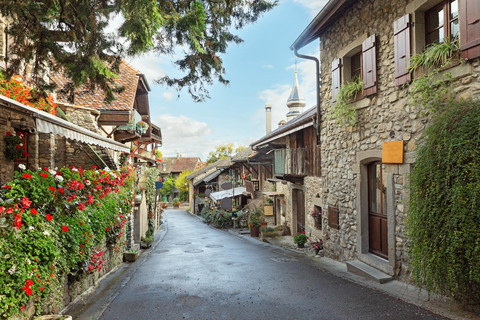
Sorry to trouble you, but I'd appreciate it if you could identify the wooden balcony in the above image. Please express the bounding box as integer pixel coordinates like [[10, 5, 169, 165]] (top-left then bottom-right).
[[274, 148, 306, 182]]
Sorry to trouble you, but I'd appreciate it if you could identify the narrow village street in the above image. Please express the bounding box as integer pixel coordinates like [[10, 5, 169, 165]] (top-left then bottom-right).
[[67, 210, 447, 320]]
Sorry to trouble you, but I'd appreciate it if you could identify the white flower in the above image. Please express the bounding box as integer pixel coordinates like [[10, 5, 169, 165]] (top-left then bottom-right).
[[85, 180, 91, 186], [25, 258, 31, 265], [71, 168, 78, 172], [8, 265, 15, 275], [55, 175, 64, 183], [29, 226, 35, 231], [49, 169, 56, 176], [18, 164, 26, 170], [43, 230, 50, 236], [105, 167, 111, 172], [38, 167, 42, 171]]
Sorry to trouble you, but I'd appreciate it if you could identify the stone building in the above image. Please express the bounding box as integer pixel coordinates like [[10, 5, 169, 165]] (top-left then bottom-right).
[[288, 0, 480, 281]]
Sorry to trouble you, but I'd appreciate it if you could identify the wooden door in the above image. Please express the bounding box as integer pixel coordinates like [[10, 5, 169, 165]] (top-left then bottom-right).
[[293, 189, 305, 233], [368, 162, 388, 259]]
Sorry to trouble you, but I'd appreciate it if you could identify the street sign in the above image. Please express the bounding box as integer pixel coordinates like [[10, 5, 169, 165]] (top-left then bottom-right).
[[155, 181, 163, 190]]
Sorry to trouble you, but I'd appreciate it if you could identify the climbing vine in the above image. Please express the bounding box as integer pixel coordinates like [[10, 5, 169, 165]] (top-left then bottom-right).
[[331, 76, 363, 127], [406, 99, 480, 305]]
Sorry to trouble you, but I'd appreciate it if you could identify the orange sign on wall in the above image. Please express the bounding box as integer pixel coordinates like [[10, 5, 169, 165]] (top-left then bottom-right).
[[382, 141, 404, 164]]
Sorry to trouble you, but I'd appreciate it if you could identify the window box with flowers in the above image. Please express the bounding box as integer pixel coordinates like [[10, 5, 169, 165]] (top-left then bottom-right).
[[311, 207, 322, 230], [4, 131, 28, 162], [136, 121, 149, 134]]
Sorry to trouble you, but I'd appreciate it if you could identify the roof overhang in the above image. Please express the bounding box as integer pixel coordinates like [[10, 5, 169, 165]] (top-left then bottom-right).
[[0, 95, 130, 153], [252, 120, 314, 149], [290, 0, 353, 50]]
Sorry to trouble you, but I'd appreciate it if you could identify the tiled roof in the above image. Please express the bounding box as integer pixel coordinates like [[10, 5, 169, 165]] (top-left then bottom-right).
[[231, 146, 254, 162], [250, 106, 316, 147], [159, 157, 177, 175], [50, 59, 142, 111], [170, 157, 201, 173], [186, 157, 231, 180]]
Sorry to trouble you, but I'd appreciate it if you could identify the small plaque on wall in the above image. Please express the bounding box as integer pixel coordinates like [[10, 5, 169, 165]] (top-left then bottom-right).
[[382, 141, 404, 164], [328, 206, 339, 229]]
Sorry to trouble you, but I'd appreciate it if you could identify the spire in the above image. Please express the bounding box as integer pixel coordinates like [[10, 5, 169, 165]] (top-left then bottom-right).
[[286, 68, 306, 122]]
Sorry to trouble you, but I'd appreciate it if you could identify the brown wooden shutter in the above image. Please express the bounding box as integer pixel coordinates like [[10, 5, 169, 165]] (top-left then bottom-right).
[[460, 0, 480, 60], [331, 58, 341, 100], [394, 14, 412, 86], [362, 34, 377, 96]]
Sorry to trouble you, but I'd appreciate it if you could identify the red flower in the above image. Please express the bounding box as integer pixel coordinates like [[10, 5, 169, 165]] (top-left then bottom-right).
[[46, 214, 53, 221], [62, 226, 68, 232], [22, 286, 32, 297], [2, 185, 11, 190], [40, 287, 44, 292], [78, 203, 86, 211], [58, 188, 64, 194], [26, 279, 33, 286], [30, 208, 38, 215], [6, 131, 12, 136], [50, 273, 54, 278], [40, 172, 48, 179], [22, 173, 32, 179], [6, 207, 14, 214], [48, 186, 56, 192], [21, 197, 32, 208], [14, 214, 22, 230], [106, 227, 110, 231], [88, 265, 94, 273]]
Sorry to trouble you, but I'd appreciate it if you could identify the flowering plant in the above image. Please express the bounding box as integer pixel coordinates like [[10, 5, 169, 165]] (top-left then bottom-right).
[[311, 209, 322, 219], [4, 131, 28, 161], [248, 221, 260, 228], [293, 232, 308, 245], [241, 173, 251, 181], [0, 72, 56, 115], [0, 164, 135, 319]]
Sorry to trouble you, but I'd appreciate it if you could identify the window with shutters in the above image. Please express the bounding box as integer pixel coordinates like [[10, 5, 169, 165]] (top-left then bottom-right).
[[425, 0, 458, 45], [332, 34, 377, 100]]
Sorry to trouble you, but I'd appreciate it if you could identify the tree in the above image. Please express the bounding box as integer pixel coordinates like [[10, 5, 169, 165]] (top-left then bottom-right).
[[175, 170, 192, 194], [0, 0, 276, 103], [159, 176, 175, 200]]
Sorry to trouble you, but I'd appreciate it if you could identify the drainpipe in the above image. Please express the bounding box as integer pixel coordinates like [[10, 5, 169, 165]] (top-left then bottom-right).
[[293, 48, 321, 145]]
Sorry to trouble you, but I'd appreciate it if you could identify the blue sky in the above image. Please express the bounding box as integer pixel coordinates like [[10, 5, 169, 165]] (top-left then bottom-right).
[[127, 0, 327, 160]]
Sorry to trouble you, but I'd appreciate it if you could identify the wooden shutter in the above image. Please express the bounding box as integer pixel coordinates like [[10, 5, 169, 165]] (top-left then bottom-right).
[[460, 0, 480, 60], [331, 58, 341, 100], [362, 34, 377, 96], [394, 14, 412, 86]]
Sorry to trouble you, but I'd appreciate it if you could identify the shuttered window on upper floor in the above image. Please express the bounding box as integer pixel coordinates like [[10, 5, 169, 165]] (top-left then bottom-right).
[[362, 34, 377, 96], [394, 14, 412, 86], [460, 0, 480, 60], [331, 58, 341, 100]]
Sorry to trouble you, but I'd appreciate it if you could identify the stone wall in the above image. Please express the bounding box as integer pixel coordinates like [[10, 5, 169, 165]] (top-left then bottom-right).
[[315, 0, 480, 276]]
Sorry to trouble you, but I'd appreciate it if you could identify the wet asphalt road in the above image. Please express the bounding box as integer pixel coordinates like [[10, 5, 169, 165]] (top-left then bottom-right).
[[70, 210, 447, 320]]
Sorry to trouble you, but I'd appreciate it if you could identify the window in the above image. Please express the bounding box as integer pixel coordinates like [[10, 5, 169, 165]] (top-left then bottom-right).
[[351, 52, 362, 80], [425, 0, 458, 45]]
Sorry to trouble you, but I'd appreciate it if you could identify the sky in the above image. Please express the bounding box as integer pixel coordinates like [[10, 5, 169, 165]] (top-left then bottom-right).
[[126, 0, 328, 161]]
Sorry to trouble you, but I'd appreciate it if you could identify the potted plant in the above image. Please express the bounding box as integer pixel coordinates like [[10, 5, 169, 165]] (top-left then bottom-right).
[[293, 232, 308, 248], [124, 250, 138, 262], [248, 205, 263, 237], [173, 197, 181, 208], [264, 196, 273, 216], [161, 202, 168, 209]]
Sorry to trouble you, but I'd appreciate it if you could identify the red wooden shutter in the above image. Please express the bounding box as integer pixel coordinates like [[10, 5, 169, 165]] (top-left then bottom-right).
[[362, 34, 377, 96], [394, 14, 411, 86], [460, 0, 480, 60], [331, 58, 341, 100]]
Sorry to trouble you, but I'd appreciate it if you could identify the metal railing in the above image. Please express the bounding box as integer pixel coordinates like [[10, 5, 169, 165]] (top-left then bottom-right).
[[274, 148, 306, 176]]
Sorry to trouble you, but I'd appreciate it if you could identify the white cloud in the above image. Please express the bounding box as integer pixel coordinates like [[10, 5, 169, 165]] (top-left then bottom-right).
[[162, 92, 174, 101], [126, 53, 169, 86], [293, 0, 329, 17], [262, 64, 274, 69], [256, 51, 319, 131], [154, 114, 230, 160]]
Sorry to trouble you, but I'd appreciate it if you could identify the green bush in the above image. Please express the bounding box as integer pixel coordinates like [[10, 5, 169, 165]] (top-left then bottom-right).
[[407, 99, 480, 304]]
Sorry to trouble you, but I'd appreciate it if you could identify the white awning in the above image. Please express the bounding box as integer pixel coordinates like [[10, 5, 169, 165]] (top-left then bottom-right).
[[210, 187, 247, 201], [1, 95, 130, 153]]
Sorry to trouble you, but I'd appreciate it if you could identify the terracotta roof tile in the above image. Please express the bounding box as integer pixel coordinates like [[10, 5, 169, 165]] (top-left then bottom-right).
[[50, 59, 141, 111], [170, 157, 201, 173]]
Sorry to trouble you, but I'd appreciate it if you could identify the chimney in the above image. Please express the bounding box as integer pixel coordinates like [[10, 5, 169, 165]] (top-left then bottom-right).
[[265, 104, 272, 134]]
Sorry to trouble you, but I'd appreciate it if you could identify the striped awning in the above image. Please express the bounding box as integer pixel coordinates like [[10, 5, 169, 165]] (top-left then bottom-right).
[[1, 95, 130, 153]]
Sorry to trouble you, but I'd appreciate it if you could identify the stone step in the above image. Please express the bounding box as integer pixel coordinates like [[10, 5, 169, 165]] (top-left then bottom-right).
[[346, 260, 393, 284]]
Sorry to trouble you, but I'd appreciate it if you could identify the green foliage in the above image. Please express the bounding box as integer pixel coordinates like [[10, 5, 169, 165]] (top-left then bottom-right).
[[409, 68, 454, 112], [293, 232, 308, 245], [3, 131, 26, 161], [159, 176, 175, 198], [0, 0, 276, 103], [0, 166, 134, 319], [248, 205, 264, 228], [201, 207, 232, 228], [406, 99, 480, 304], [175, 170, 192, 193], [145, 168, 160, 212], [408, 37, 459, 72], [331, 77, 363, 127]]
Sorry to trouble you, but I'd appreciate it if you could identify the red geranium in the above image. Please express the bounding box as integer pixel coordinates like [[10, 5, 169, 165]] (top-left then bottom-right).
[[21, 197, 32, 208], [30, 208, 38, 215], [62, 226, 68, 232], [78, 203, 85, 211], [46, 214, 53, 221], [40, 172, 48, 179], [22, 173, 32, 179]]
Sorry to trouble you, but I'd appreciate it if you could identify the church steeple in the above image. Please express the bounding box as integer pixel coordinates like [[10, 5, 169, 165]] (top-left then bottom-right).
[[286, 70, 306, 121]]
